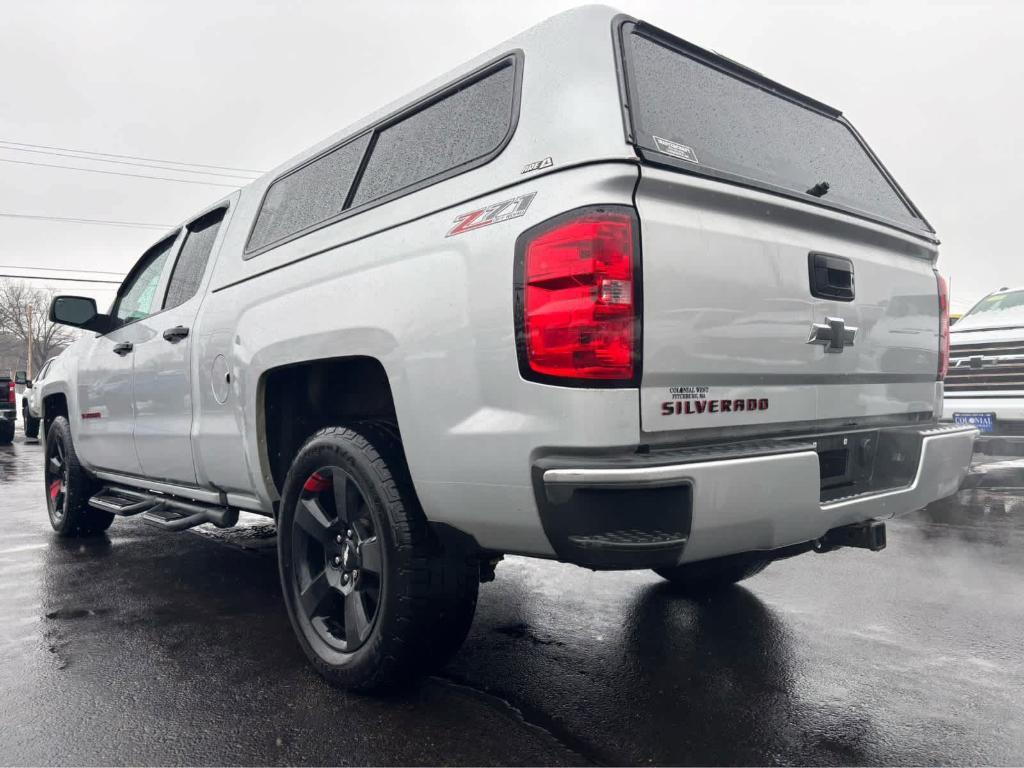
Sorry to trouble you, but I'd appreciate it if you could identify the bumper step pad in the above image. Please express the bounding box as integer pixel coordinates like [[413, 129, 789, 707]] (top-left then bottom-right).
[[568, 529, 688, 551]]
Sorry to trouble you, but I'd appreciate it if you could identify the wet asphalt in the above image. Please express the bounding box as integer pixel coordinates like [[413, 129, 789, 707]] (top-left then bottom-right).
[[1, 433, 1023, 766]]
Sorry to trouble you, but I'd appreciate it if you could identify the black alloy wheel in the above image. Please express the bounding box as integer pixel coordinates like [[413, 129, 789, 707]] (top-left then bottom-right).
[[43, 416, 111, 536], [278, 425, 480, 691], [292, 467, 384, 653], [45, 431, 70, 523]]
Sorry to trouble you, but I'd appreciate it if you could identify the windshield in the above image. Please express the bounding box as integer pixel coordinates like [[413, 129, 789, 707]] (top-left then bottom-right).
[[953, 288, 1024, 332], [619, 24, 930, 233], [964, 289, 1024, 316]]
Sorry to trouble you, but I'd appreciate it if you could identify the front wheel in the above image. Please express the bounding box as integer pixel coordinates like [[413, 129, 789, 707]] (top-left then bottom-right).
[[0, 419, 13, 446], [44, 416, 112, 536], [653, 555, 770, 594], [278, 424, 478, 691], [23, 405, 40, 439]]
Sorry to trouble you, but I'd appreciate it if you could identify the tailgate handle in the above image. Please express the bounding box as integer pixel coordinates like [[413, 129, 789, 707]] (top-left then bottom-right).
[[808, 253, 854, 301]]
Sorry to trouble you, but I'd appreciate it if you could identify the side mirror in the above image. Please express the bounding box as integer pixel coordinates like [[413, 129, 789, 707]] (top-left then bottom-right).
[[50, 295, 113, 335], [14, 371, 27, 386]]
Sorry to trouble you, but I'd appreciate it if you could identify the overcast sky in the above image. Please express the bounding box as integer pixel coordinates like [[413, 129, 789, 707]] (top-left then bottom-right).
[[0, 0, 1020, 311]]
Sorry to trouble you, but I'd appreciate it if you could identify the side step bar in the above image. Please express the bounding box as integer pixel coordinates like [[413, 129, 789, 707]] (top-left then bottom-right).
[[88, 486, 239, 532], [89, 487, 158, 516], [141, 501, 238, 532]]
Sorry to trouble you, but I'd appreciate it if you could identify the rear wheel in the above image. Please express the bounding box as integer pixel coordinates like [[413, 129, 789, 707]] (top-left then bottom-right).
[[0, 419, 13, 446], [23, 404, 40, 439], [654, 555, 770, 594], [278, 424, 478, 691], [44, 416, 112, 536]]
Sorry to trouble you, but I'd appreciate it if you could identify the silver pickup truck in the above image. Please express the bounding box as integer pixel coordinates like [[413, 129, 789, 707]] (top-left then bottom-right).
[[40, 5, 976, 690]]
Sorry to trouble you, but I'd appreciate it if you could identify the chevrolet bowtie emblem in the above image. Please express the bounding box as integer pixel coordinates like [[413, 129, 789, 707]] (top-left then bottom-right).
[[807, 317, 857, 353]]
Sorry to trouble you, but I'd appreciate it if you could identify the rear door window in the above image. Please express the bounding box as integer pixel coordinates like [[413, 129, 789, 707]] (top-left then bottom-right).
[[163, 208, 226, 310], [619, 25, 928, 232]]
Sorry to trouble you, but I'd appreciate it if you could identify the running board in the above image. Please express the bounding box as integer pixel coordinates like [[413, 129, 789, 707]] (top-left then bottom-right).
[[89, 487, 158, 516], [141, 502, 238, 531], [89, 486, 239, 531]]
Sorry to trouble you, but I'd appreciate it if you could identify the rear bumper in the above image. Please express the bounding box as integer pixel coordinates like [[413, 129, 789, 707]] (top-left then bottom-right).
[[534, 424, 977, 569], [0, 407, 15, 422]]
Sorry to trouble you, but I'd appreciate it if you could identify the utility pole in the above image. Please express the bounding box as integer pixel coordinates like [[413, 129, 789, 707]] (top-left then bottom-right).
[[26, 303, 33, 378]]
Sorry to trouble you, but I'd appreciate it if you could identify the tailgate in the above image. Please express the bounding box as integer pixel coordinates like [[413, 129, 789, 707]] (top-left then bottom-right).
[[614, 18, 942, 436], [638, 167, 940, 435]]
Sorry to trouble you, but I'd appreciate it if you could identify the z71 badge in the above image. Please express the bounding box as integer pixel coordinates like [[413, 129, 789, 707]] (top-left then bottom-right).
[[446, 192, 536, 237]]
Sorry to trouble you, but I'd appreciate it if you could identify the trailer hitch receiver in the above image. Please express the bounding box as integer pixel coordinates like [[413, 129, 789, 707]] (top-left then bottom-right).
[[814, 520, 886, 553]]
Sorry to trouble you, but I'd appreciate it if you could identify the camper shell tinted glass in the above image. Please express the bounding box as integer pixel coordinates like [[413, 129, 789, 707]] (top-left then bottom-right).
[[248, 135, 371, 254], [245, 53, 521, 258], [615, 19, 932, 236]]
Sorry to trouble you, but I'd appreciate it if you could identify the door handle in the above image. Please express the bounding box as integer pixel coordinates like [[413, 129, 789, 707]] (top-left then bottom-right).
[[112, 342, 133, 356], [162, 325, 190, 343]]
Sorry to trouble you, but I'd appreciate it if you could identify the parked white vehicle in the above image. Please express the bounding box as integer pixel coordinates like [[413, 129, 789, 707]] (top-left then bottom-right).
[[40, 5, 975, 690], [20, 358, 53, 439], [943, 287, 1024, 452]]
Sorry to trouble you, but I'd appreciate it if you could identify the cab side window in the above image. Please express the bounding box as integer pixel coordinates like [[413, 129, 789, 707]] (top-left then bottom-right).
[[113, 234, 177, 325], [162, 208, 226, 311]]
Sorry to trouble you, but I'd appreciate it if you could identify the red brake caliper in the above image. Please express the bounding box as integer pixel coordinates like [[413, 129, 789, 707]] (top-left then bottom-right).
[[303, 472, 333, 493], [49, 480, 62, 501]]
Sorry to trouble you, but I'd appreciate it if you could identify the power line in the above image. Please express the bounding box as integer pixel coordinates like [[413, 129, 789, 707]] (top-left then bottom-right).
[[0, 211, 172, 230], [0, 145, 259, 180], [0, 157, 243, 188], [0, 273, 121, 284], [0, 265, 123, 276], [0, 139, 265, 175]]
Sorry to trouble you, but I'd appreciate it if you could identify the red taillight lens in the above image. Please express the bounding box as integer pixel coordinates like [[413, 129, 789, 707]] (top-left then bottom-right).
[[937, 272, 950, 380], [7, 381, 14, 403], [516, 208, 638, 382]]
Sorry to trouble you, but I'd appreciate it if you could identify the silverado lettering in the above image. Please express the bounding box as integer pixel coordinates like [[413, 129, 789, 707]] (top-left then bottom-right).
[[661, 398, 769, 416]]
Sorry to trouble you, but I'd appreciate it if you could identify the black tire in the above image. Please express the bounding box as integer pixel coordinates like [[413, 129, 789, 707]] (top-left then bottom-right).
[[278, 424, 478, 691], [0, 419, 13, 446], [44, 416, 113, 537], [653, 555, 770, 594], [23, 404, 40, 439]]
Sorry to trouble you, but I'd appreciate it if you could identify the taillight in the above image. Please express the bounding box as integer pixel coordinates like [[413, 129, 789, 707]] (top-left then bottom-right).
[[936, 272, 950, 380], [6, 381, 14, 403], [515, 206, 639, 384]]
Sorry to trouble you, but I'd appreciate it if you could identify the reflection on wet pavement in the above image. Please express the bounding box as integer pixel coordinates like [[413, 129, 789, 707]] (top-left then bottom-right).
[[2, 436, 1024, 765]]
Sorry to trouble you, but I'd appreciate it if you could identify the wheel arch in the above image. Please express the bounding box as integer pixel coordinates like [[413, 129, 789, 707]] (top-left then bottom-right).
[[258, 355, 400, 498], [42, 391, 69, 438]]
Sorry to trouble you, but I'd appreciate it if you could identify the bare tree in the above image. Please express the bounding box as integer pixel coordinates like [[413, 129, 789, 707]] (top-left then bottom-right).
[[0, 280, 78, 376]]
